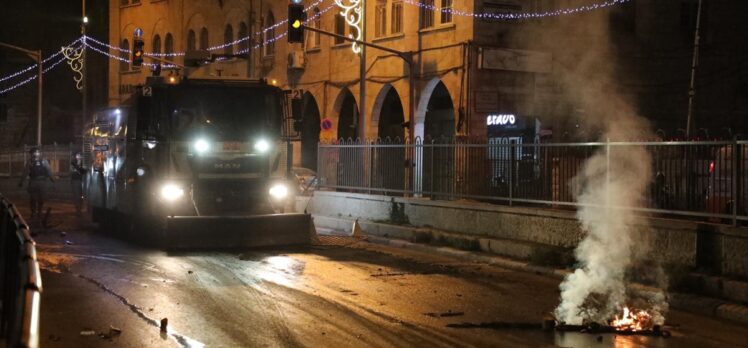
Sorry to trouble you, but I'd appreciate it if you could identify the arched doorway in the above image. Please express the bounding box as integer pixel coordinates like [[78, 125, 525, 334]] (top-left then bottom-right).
[[337, 88, 358, 140], [424, 81, 455, 140], [376, 86, 405, 141], [373, 85, 406, 193], [334, 88, 362, 188], [419, 80, 455, 197], [300, 92, 321, 170]]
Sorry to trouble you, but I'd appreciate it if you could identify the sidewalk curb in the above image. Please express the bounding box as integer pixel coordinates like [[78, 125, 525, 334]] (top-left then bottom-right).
[[325, 221, 748, 326]]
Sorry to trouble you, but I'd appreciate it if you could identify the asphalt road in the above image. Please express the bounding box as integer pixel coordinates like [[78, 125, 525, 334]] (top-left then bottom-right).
[[24, 202, 748, 347]]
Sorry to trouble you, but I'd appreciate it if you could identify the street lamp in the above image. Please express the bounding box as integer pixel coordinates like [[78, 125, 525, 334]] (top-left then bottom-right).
[[0, 42, 43, 146]]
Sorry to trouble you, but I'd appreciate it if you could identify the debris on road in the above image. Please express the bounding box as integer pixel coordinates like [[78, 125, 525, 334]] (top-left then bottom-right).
[[188, 270, 193, 274], [424, 310, 465, 318], [160, 318, 168, 332], [80, 330, 96, 336], [65, 240, 74, 245], [109, 325, 122, 336]]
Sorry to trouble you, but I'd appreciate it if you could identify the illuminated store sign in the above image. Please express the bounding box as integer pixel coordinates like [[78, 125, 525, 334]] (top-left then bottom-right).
[[486, 114, 516, 126]]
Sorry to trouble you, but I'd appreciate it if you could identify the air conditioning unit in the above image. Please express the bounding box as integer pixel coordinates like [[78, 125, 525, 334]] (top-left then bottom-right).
[[288, 50, 306, 70]]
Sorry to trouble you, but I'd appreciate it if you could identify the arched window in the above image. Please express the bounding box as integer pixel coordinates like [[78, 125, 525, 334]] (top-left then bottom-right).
[[119, 39, 130, 71], [152, 34, 161, 55], [164, 33, 174, 61], [310, 7, 321, 48], [334, 13, 345, 44], [199, 27, 209, 50], [238, 22, 249, 55], [224, 24, 233, 55], [187, 29, 196, 51], [264, 12, 275, 56]]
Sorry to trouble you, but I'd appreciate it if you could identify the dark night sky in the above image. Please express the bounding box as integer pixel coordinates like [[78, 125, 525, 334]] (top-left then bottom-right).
[[0, 0, 108, 144]]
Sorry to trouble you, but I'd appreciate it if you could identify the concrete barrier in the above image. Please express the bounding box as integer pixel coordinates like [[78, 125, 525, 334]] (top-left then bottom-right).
[[299, 191, 748, 278]]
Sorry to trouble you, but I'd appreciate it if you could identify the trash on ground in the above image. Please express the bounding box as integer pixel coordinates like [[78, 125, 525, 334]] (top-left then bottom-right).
[[80, 330, 96, 336], [65, 240, 74, 245]]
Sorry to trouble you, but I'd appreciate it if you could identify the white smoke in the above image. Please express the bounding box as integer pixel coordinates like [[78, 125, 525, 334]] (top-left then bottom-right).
[[543, 3, 669, 325], [554, 142, 656, 324]]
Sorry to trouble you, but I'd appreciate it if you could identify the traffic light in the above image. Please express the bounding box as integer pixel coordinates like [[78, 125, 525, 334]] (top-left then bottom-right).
[[288, 4, 306, 44], [132, 38, 145, 67]]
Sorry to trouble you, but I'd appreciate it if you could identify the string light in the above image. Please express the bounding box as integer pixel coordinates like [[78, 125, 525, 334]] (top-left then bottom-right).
[[0, 53, 69, 95], [0, 37, 82, 83], [402, 0, 631, 20]]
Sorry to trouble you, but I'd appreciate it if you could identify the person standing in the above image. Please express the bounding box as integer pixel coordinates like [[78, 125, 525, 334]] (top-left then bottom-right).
[[70, 152, 87, 215], [18, 148, 55, 219]]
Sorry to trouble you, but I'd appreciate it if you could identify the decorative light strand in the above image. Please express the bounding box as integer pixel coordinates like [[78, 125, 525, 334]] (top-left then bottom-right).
[[236, 3, 335, 55], [402, 0, 631, 20], [0, 53, 69, 95], [85, 0, 329, 58], [0, 37, 82, 83], [335, 0, 363, 54], [61, 44, 85, 90], [83, 41, 178, 69]]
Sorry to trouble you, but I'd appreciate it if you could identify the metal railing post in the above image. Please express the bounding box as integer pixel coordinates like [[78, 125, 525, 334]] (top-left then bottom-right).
[[368, 142, 374, 194], [606, 138, 611, 209], [733, 139, 739, 226], [430, 141, 435, 199], [509, 140, 515, 206]]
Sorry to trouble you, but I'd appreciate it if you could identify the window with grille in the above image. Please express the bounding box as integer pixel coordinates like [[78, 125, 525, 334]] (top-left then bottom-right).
[[152, 34, 161, 55], [165, 33, 174, 61], [420, 0, 434, 29], [187, 29, 196, 51], [224, 24, 233, 55], [440, 0, 452, 24], [238, 22, 249, 54], [375, 0, 387, 37], [313, 8, 321, 47], [199, 27, 209, 50], [264, 12, 275, 56], [391, 0, 403, 34], [119, 39, 129, 71], [334, 13, 345, 44]]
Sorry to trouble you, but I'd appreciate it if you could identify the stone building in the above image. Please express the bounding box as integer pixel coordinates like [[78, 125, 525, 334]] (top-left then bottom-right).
[[108, 0, 748, 170]]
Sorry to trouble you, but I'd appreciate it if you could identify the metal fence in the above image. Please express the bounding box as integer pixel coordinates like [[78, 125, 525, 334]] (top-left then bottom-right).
[[318, 138, 748, 225], [0, 195, 41, 348], [0, 144, 77, 178]]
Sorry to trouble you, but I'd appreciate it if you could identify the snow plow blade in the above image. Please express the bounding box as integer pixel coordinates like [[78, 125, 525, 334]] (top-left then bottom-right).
[[165, 213, 314, 249]]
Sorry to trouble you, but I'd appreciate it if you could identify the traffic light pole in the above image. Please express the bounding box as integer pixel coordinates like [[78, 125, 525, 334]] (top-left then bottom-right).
[[302, 25, 416, 140]]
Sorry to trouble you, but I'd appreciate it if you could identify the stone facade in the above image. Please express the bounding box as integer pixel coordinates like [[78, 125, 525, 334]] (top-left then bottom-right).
[[108, 0, 559, 169], [108, 0, 748, 169]]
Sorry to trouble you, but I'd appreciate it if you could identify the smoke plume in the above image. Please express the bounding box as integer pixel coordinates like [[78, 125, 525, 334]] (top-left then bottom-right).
[[525, 3, 670, 324]]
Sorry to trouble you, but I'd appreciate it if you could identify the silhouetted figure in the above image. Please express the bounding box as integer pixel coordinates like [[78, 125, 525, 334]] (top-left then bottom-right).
[[70, 152, 87, 215], [18, 148, 55, 219]]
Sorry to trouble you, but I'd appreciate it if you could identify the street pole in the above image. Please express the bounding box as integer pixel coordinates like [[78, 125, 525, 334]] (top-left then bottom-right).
[[359, 3, 366, 140], [685, 0, 702, 138], [37, 50, 43, 146], [82, 0, 88, 136]]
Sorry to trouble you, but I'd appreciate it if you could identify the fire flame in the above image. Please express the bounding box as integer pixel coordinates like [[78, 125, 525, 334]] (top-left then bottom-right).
[[609, 307, 654, 331]]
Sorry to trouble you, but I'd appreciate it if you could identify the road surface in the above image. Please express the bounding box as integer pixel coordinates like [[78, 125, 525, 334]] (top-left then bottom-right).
[[23, 202, 748, 347]]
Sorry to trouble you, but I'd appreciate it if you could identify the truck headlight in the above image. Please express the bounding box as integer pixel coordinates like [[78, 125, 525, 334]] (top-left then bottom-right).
[[160, 183, 184, 202], [194, 138, 210, 154], [254, 139, 270, 153], [269, 183, 288, 199]]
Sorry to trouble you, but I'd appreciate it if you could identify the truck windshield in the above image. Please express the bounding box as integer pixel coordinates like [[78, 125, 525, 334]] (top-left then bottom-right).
[[169, 86, 281, 141]]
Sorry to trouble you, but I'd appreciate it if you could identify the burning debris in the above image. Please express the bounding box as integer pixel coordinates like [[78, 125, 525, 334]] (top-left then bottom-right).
[[545, 2, 670, 331]]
